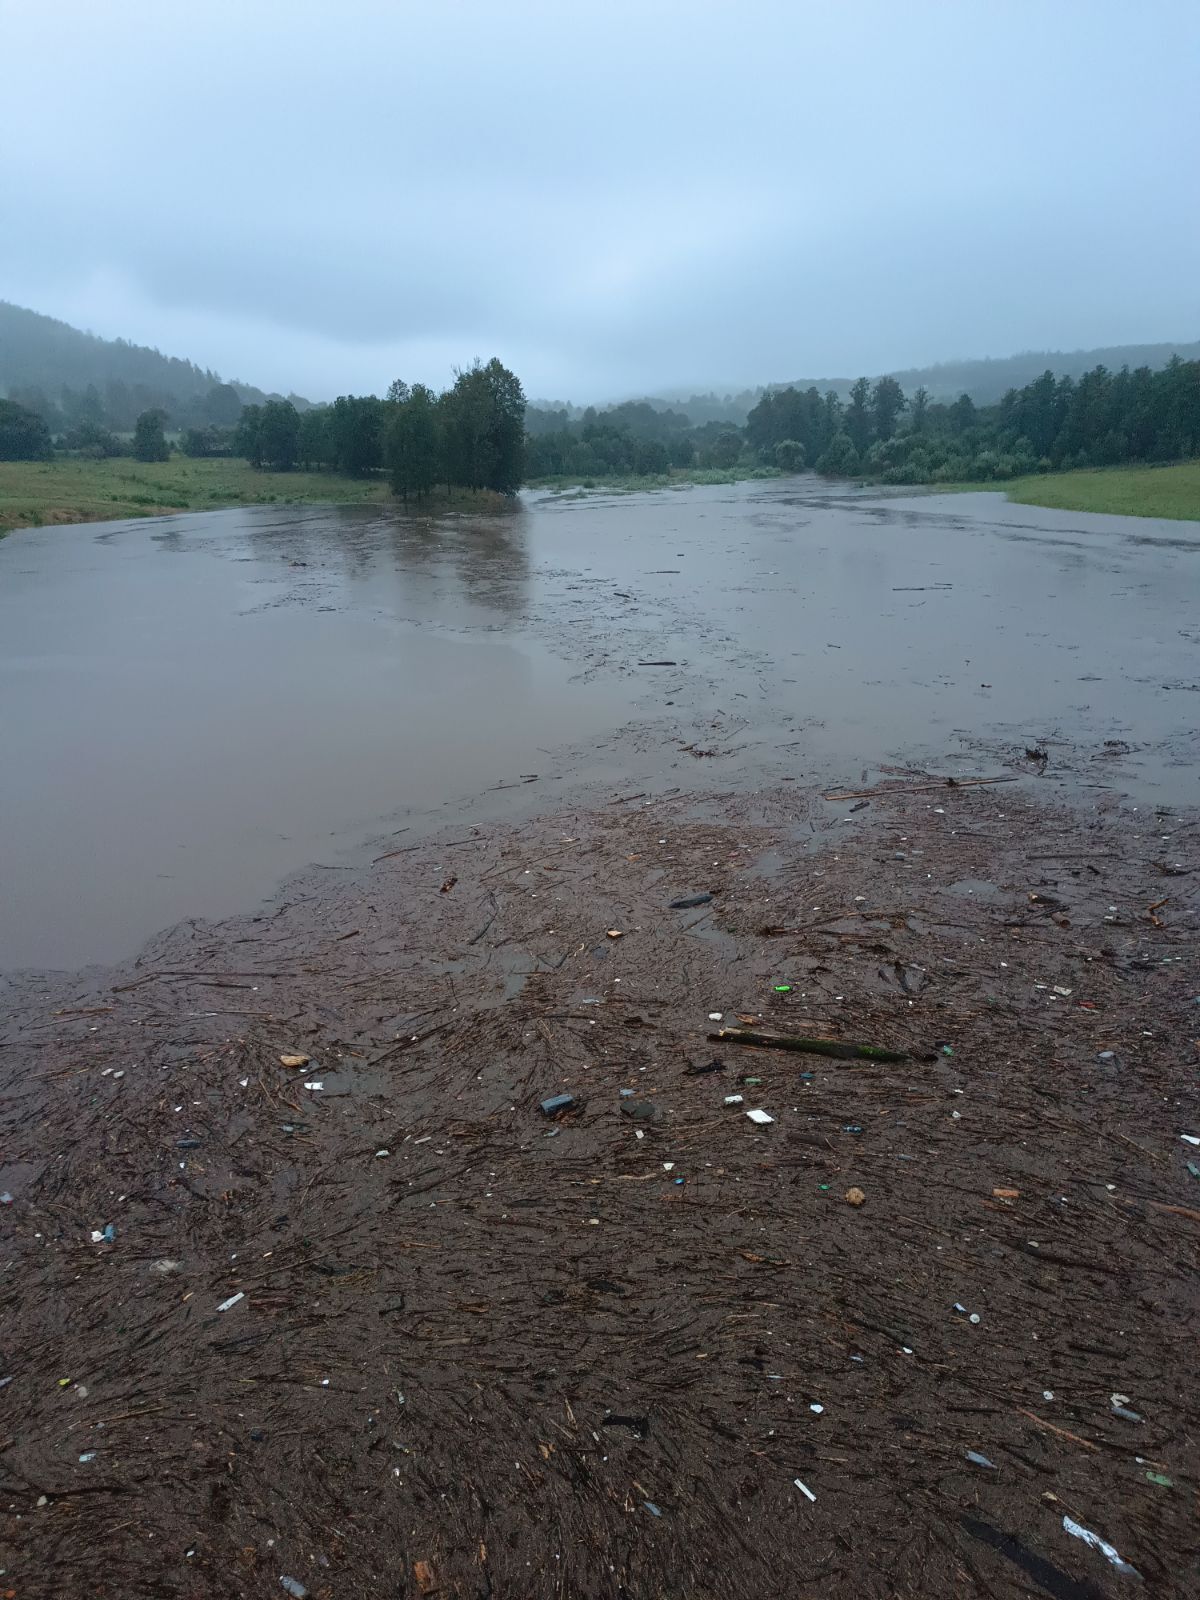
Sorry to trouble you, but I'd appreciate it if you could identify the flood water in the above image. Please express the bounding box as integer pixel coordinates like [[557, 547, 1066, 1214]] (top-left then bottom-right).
[[2, 480, 1197, 969]]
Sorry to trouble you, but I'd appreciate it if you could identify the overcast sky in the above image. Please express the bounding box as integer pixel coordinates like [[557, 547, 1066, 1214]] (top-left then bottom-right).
[[2, 0, 1197, 402]]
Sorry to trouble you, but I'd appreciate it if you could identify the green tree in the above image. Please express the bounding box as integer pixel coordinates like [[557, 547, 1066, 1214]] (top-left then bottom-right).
[[909, 386, 930, 434], [202, 383, 244, 428], [870, 376, 906, 441], [845, 377, 872, 454], [773, 439, 806, 471], [0, 398, 53, 459], [328, 395, 385, 475], [707, 430, 743, 468], [233, 404, 263, 465], [257, 399, 300, 469], [132, 408, 170, 462], [298, 408, 330, 470], [385, 384, 440, 500], [948, 393, 976, 436], [440, 359, 526, 492]]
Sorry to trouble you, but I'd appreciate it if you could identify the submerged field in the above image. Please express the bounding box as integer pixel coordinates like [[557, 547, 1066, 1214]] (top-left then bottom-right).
[[4, 454, 1198, 537]]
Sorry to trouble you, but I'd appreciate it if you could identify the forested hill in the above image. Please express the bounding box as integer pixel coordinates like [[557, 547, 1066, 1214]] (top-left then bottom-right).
[[0, 301, 311, 429], [772, 340, 1200, 407]]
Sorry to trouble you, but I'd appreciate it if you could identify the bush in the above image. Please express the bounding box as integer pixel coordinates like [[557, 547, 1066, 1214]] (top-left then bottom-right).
[[65, 420, 121, 458], [773, 439, 806, 471], [815, 433, 859, 476]]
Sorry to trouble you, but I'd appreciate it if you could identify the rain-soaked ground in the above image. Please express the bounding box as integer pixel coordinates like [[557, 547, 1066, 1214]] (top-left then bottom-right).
[[1, 479, 1197, 970], [1, 481, 1199, 1600]]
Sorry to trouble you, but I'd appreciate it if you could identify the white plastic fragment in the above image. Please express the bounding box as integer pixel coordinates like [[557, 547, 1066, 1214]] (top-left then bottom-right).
[[724, 1094, 744, 1106], [708, 1012, 723, 1021], [375, 1149, 390, 1158], [1061, 1514, 1142, 1580], [216, 1292, 245, 1313], [746, 1108, 775, 1125], [1181, 1134, 1200, 1146], [793, 1478, 816, 1502], [280, 1579, 308, 1599], [303, 1081, 324, 1091], [663, 1162, 675, 1171], [809, 1403, 824, 1414]]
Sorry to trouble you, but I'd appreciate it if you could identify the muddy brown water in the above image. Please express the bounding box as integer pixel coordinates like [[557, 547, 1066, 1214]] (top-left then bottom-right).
[[1, 479, 1197, 970]]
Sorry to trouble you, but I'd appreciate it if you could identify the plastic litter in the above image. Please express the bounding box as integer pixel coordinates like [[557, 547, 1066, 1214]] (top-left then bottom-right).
[[303, 1081, 324, 1091], [642, 1500, 663, 1516], [606, 930, 624, 940], [1061, 1514, 1142, 1581], [0, 1192, 12, 1205], [810, 1403, 824, 1414], [149, 1258, 181, 1275], [280, 1580, 308, 1599], [216, 1292, 245, 1313], [669, 894, 712, 909], [745, 1108, 775, 1125], [1145, 1471, 1172, 1487], [724, 1093, 744, 1105], [619, 1088, 635, 1097], [540, 1094, 576, 1117], [375, 1149, 390, 1158], [793, 1478, 816, 1502], [1181, 1134, 1200, 1146], [89, 1224, 116, 1244], [965, 1451, 996, 1469], [772, 984, 792, 993], [708, 1012, 723, 1021], [78, 1451, 96, 1463], [1110, 1393, 1142, 1422]]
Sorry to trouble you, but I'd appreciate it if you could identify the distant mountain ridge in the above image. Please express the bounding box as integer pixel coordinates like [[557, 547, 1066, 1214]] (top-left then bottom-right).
[[769, 340, 1200, 406], [0, 301, 311, 415]]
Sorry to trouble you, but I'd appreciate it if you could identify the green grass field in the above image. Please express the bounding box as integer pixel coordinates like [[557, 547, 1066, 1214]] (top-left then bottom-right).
[[940, 460, 1200, 521], [0, 456, 394, 537]]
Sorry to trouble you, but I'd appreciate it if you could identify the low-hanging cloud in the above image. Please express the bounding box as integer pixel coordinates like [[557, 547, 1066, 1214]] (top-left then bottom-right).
[[2, 0, 1196, 400]]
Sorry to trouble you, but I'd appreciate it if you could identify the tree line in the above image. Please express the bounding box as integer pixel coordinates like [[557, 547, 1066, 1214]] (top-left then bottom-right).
[[231, 359, 526, 496], [746, 358, 1200, 483], [3, 351, 1198, 491]]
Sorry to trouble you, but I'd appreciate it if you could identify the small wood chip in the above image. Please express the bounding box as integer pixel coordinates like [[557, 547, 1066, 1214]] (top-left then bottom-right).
[[414, 1559, 437, 1594], [846, 1187, 866, 1207], [993, 1187, 1020, 1201]]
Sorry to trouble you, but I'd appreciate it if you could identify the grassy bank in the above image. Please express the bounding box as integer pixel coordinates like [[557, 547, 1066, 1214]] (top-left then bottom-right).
[[937, 459, 1200, 521], [0, 457, 396, 536]]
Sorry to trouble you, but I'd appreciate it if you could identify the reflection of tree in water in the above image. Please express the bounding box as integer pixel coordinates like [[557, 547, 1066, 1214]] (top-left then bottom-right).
[[239, 499, 532, 619]]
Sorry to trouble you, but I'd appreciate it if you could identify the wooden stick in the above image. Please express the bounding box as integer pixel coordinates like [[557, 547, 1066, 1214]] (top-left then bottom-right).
[[709, 1027, 908, 1063], [823, 777, 1018, 801]]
